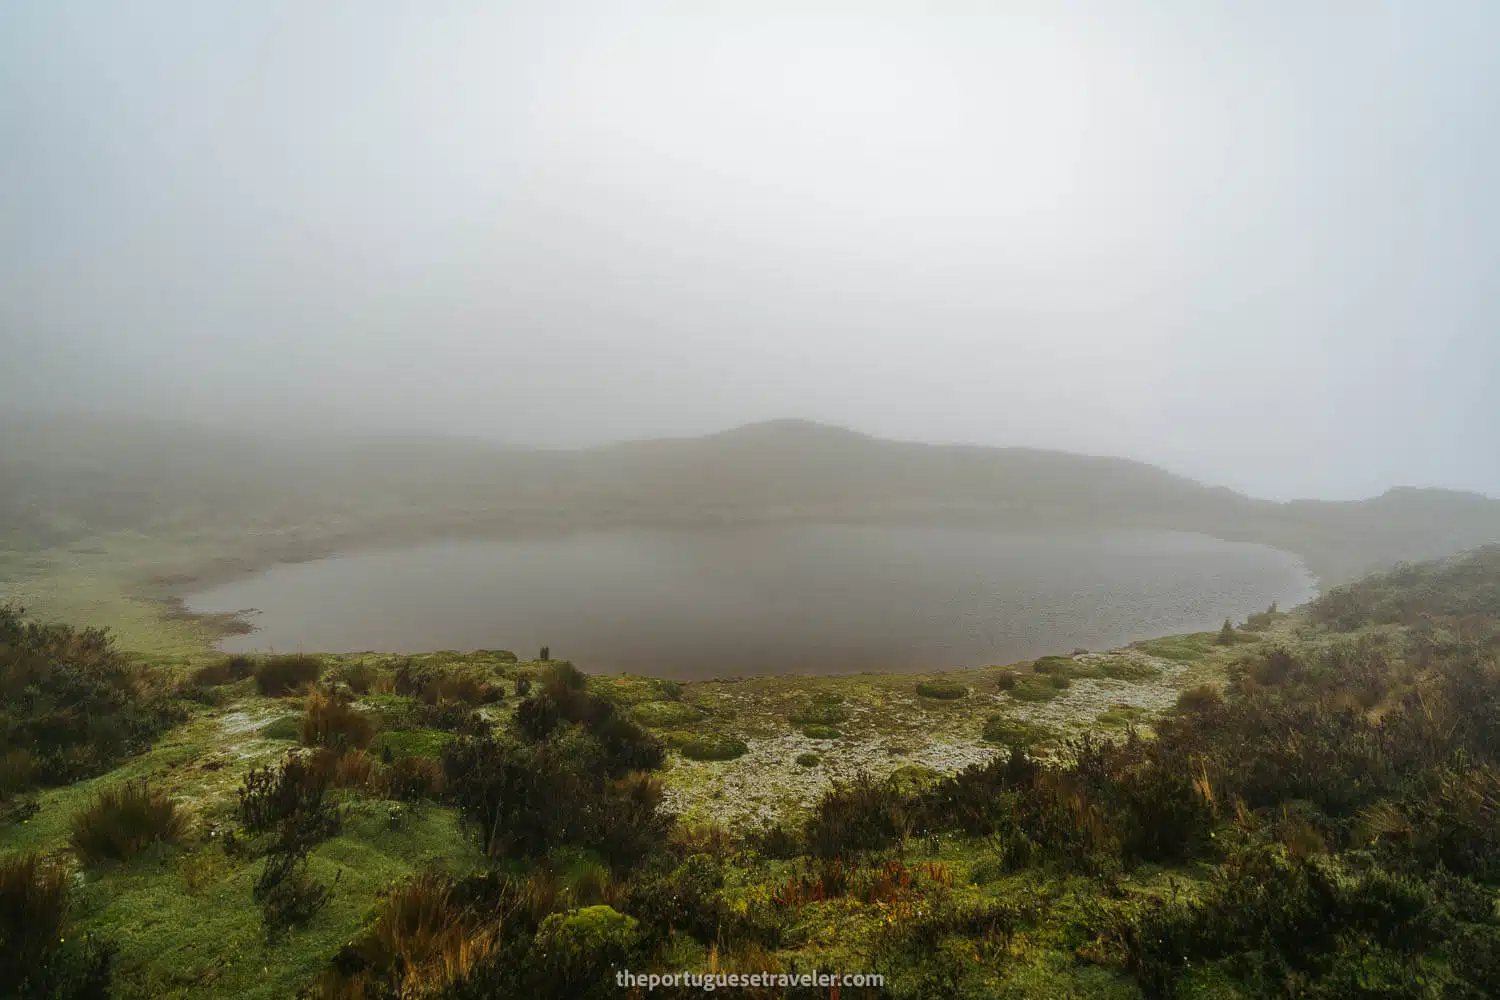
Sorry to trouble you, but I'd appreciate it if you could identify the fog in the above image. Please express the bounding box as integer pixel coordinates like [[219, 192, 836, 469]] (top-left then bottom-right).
[[2, 1, 1496, 501]]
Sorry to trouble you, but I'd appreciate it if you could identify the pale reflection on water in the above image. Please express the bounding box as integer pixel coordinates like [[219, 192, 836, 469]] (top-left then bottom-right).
[[188, 526, 1316, 679]]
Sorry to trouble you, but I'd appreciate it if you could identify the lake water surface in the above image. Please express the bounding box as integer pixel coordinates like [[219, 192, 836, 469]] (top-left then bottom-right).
[[188, 526, 1316, 678]]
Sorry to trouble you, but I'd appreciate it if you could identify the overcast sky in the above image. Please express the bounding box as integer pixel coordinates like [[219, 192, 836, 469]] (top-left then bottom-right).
[[2, 1, 1497, 501]]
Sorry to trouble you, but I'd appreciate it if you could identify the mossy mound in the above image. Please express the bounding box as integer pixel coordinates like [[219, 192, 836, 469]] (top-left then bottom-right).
[[801, 725, 841, 740], [982, 716, 1052, 748], [795, 753, 820, 768], [1008, 677, 1063, 702], [915, 679, 967, 700], [671, 734, 749, 762]]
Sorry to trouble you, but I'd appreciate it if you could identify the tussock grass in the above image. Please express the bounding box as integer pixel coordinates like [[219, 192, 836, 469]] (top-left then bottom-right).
[[254, 654, 323, 696], [71, 781, 185, 863]]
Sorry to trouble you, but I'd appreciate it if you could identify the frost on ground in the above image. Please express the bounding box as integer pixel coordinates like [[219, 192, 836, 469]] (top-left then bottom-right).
[[660, 647, 1186, 828]]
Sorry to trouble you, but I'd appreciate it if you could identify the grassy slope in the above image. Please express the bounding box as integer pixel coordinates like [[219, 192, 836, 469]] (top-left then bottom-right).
[[0, 616, 1271, 999]]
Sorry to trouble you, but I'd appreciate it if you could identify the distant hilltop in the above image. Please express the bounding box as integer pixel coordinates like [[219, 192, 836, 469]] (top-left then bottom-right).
[[3, 413, 1498, 587]]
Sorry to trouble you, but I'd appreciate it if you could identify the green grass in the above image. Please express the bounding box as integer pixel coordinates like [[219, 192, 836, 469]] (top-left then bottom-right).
[[76, 801, 484, 1000], [368, 728, 455, 760], [630, 701, 705, 728]]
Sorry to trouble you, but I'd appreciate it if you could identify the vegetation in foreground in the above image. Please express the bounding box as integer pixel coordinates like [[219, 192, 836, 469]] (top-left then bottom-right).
[[1, 547, 1498, 998]]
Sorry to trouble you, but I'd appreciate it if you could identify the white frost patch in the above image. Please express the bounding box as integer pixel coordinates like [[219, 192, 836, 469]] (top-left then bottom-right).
[[661, 732, 1002, 829], [218, 707, 286, 736]]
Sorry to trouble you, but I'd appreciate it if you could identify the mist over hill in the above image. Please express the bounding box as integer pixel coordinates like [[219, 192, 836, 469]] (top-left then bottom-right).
[[3, 413, 1497, 587]]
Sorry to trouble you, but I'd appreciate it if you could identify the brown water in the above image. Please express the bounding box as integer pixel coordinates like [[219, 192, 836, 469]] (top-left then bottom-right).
[[188, 525, 1316, 678]]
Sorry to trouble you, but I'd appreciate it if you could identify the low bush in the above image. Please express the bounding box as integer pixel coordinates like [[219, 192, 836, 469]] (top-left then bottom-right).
[[255, 857, 332, 938], [384, 754, 444, 801], [995, 670, 1018, 691], [442, 734, 671, 867], [70, 781, 186, 863], [0, 605, 180, 789], [796, 753, 820, 767], [527, 905, 642, 1000], [237, 753, 342, 847], [805, 773, 911, 858], [298, 689, 376, 750], [0, 853, 67, 987], [915, 679, 966, 700], [801, 725, 841, 740], [254, 654, 323, 696], [0, 852, 115, 999], [1175, 685, 1224, 716], [188, 657, 245, 688]]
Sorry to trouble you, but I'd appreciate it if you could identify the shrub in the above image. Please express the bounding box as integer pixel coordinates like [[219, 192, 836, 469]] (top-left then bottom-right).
[[70, 782, 186, 863], [384, 755, 444, 801], [237, 753, 342, 845], [1046, 672, 1072, 690], [1217, 617, 1237, 645], [442, 735, 669, 866], [805, 773, 911, 857], [995, 671, 1018, 691], [1175, 685, 1224, 716], [188, 659, 238, 687], [255, 858, 331, 938], [528, 905, 641, 1000], [298, 689, 376, 750], [329, 661, 377, 695], [673, 734, 749, 761], [0, 853, 67, 988], [915, 679, 967, 700], [0, 605, 179, 789], [324, 874, 495, 996], [0, 852, 114, 999], [801, 725, 841, 740], [254, 654, 323, 696], [318, 748, 380, 791], [796, 752, 820, 767]]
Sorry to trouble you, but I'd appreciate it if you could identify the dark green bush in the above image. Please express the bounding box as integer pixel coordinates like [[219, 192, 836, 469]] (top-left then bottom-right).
[[804, 773, 911, 858], [915, 679, 966, 700], [0, 605, 179, 789], [801, 725, 841, 740]]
